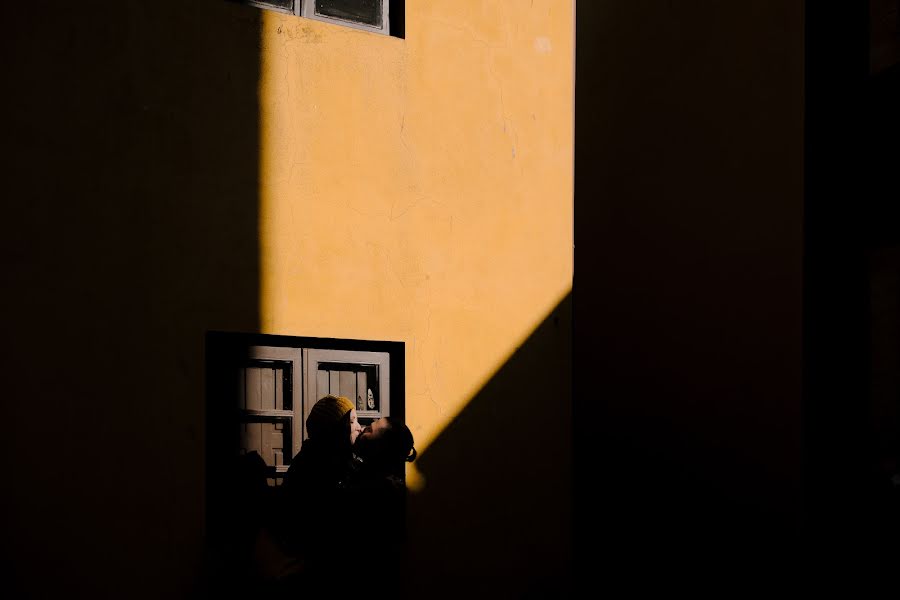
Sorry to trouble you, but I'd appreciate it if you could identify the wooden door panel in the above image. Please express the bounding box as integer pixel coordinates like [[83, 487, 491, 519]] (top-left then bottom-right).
[[356, 370, 368, 410], [339, 369, 356, 402], [304, 349, 390, 431], [329, 370, 339, 396], [274, 367, 284, 411], [259, 367, 275, 411], [244, 367, 262, 411]]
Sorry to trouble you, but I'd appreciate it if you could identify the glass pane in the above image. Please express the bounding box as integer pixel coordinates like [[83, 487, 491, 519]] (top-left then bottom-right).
[[257, 0, 294, 9], [315, 0, 382, 28]]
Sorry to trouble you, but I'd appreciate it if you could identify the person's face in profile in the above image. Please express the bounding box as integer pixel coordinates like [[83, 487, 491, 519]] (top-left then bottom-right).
[[356, 417, 390, 454], [349, 409, 362, 444]]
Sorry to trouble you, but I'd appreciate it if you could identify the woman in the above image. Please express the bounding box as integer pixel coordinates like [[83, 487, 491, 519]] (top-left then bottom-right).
[[284, 393, 362, 490], [255, 395, 362, 589]]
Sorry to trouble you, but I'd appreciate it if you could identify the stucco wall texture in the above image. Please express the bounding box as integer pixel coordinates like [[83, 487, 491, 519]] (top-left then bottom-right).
[[257, 2, 573, 453]]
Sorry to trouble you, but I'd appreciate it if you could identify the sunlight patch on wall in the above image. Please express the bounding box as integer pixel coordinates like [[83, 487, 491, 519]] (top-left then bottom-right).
[[257, 3, 574, 485], [403, 283, 572, 493]]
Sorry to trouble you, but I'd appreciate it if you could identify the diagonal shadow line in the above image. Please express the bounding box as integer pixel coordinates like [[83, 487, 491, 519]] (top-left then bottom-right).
[[405, 292, 572, 598]]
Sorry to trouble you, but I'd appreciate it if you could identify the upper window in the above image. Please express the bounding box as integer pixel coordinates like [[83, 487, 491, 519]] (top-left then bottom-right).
[[245, 0, 399, 37]]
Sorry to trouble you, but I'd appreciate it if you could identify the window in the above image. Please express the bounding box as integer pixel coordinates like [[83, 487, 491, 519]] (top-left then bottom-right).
[[235, 347, 302, 483], [243, 0, 402, 37], [206, 333, 404, 488], [205, 333, 405, 578], [305, 348, 390, 427]]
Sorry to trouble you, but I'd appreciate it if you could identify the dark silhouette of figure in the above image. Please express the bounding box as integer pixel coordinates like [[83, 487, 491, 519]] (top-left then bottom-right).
[[354, 416, 416, 476], [228, 402, 415, 598], [205, 449, 272, 595], [346, 417, 417, 578], [264, 395, 361, 594]]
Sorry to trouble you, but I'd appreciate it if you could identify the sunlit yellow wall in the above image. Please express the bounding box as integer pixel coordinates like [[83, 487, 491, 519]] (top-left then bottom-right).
[[258, 2, 573, 458]]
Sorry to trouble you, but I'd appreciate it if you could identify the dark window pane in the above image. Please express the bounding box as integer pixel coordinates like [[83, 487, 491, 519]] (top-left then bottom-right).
[[256, 0, 294, 10], [315, 0, 382, 28]]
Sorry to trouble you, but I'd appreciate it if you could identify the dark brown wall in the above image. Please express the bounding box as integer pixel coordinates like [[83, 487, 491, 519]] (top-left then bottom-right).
[[575, 1, 805, 577], [1, 2, 260, 595]]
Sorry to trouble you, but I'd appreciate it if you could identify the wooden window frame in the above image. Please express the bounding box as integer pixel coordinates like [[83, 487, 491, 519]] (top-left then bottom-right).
[[304, 348, 390, 434], [236, 346, 390, 455], [242, 346, 304, 470], [207, 332, 404, 491]]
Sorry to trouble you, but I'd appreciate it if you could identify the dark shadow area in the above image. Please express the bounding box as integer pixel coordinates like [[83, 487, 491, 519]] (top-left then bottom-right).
[[406, 294, 572, 599], [573, 1, 899, 588], [804, 1, 900, 571], [575, 1, 805, 587], [0, 2, 261, 596], [389, 0, 406, 39], [857, 19, 900, 555], [861, 62, 900, 534], [862, 63, 900, 248], [803, 3, 871, 557]]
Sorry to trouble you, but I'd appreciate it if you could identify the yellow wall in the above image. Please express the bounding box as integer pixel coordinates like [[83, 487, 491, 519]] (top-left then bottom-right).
[[258, 2, 573, 455]]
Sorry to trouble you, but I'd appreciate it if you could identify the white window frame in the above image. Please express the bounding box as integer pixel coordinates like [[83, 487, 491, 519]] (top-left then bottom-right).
[[244, 0, 390, 36]]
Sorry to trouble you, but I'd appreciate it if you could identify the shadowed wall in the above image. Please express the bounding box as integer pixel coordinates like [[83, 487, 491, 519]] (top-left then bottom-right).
[[1, 2, 260, 595], [575, 1, 805, 579]]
